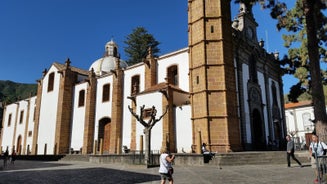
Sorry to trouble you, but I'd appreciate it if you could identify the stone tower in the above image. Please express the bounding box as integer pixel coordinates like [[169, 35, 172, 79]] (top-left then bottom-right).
[[188, 0, 241, 152], [55, 59, 76, 154], [82, 69, 97, 154]]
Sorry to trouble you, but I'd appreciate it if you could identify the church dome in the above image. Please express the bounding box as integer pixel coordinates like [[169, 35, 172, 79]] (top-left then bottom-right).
[[89, 40, 128, 76]]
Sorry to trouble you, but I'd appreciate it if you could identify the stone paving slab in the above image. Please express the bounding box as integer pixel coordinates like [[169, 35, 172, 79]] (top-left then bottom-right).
[[0, 160, 318, 184]]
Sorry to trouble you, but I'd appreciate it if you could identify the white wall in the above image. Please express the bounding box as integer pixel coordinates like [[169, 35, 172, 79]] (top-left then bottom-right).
[[136, 92, 163, 151], [242, 63, 251, 143], [258, 72, 269, 140], [175, 105, 192, 153], [285, 105, 318, 144], [122, 64, 145, 149], [70, 82, 88, 151], [94, 75, 113, 141], [38, 65, 60, 155], [25, 96, 37, 154], [158, 48, 189, 91], [14, 100, 28, 153], [1, 103, 18, 152]]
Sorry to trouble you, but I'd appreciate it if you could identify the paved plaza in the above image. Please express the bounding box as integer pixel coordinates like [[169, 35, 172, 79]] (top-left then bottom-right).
[[0, 159, 318, 184]]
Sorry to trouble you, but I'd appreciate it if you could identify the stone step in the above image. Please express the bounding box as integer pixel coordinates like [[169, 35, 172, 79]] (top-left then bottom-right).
[[60, 154, 90, 162], [53, 151, 313, 166], [211, 151, 310, 166]]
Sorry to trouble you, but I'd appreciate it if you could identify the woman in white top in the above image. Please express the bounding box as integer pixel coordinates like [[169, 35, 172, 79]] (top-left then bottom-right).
[[159, 148, 175, 184]]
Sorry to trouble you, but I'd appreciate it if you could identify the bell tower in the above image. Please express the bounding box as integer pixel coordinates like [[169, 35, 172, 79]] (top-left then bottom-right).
[[188, 0, 241, 152]]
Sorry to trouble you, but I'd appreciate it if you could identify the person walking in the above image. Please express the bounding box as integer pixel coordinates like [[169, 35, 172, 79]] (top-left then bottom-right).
[[286, 135, 302, 168], [3, 149, 9, 168], [309, 134, 327, 183], [159, 148, 175, 184], [11, 150, 16, 165]]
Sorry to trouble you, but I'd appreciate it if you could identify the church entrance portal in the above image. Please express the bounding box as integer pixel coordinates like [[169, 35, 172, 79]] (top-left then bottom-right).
[[252, 109, 265, 150], [98, 118, 111, 153]]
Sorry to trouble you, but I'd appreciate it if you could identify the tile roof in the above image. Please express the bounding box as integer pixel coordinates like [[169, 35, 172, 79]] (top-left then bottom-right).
[[53, 62, 89, 76], [284, 101, 313, 109], [138, 82, 189, 95]]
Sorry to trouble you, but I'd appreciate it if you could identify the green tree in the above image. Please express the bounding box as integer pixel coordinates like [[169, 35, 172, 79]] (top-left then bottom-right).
[[124, 27, 160, 65], [234, 0, 327, 140]]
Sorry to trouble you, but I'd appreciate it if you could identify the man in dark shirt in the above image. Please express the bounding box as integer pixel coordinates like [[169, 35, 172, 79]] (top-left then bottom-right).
[[286, 135, 302, 168]]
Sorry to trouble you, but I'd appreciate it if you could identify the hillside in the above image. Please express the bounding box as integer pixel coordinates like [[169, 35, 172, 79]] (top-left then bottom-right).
[[0, 80, 37, 104]]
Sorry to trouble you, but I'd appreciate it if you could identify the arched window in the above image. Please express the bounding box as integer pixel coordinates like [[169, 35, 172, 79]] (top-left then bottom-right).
[[48, 72, 55, 92], [167, 65, 178, 86], [78, 90, 85, 107], [102, 84, 110, 102], [131, 75, 140, 95]]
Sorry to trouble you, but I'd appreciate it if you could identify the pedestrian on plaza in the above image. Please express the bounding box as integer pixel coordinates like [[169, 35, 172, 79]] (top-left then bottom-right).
[[11, 150, 16, 165], [202, 143, 215, 159], [309, 134, 327, 183], [3, 149, 9, 168], [159, 148, 175, 184], [286, 135, 303, 168]]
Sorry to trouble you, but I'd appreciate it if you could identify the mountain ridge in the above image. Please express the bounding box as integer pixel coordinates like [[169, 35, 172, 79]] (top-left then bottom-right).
[[0, 80, 37, 104]]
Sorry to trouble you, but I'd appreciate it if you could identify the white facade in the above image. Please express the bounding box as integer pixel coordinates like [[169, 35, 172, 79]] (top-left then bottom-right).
[[1, 8, 284, 154], [37, 66, 61, 155], [70, 82, 88, 151], [284, 101, 318, 146]]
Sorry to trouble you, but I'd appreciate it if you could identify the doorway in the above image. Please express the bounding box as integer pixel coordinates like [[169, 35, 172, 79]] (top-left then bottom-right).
[[252, 109, 265, 150], [98, 118, 111, 153]]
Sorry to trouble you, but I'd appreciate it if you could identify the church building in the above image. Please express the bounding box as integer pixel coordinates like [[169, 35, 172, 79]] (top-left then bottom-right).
[[0, 1, 286, 155]]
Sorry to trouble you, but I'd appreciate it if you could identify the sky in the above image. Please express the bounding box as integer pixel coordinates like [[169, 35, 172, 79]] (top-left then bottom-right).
[[0, 0, 297, 93]]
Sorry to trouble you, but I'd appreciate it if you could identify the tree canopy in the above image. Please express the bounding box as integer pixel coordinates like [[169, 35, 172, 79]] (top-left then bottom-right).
[[123, 27, 160, 65]]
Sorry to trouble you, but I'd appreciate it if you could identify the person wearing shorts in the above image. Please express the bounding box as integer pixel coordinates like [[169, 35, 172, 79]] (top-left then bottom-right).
[[159, 148, 175, 184]]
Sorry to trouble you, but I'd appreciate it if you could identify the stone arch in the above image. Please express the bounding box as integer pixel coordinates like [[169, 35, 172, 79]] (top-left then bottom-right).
[[98, 117, 111, 153]]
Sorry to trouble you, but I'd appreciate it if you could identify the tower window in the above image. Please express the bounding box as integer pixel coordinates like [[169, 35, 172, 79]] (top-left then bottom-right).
[[102, 84, 110, 102], [211, 25, 214, 33], [48, 72, 55, 92], [78, 90, 85, 107], [8, 114, 12, 126], [131, 75, 140, 95], [167, 65, 178, 86], [196, 76, 199, 84]]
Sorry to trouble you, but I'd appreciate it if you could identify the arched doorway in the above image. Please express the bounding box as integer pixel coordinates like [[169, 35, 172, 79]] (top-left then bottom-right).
[[98, 118, 111, 153], [16, 135, 22, 155], [252, 109, 265, 150]]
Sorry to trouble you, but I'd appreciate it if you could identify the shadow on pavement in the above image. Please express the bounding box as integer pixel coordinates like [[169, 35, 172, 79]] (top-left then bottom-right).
[[0, 161, 160, 184]]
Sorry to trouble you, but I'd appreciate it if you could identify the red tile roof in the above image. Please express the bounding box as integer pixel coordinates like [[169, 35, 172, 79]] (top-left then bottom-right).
[[284, 101, 312, 109]]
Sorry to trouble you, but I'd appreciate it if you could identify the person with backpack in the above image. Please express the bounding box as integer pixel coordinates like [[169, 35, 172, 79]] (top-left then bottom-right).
[[309, 134, 327, 183], [159, 148, 175, 184], [286, 135, 303, 168]]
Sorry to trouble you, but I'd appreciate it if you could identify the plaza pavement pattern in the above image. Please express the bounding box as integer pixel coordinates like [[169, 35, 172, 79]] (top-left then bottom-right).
[[0, 160, 317, 184]]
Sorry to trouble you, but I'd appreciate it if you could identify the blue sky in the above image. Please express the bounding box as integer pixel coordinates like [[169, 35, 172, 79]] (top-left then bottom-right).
[[0, 0, 296, 93]]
